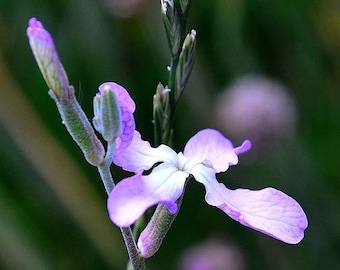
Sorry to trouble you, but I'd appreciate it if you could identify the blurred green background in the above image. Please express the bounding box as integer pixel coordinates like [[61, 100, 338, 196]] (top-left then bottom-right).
[[1, 0, 340, 269]]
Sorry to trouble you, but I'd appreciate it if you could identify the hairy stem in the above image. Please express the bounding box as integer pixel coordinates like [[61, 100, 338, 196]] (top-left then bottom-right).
[[98, 145, 147, 270]]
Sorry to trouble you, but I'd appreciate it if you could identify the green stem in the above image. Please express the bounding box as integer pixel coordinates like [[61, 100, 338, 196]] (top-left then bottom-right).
[[165, 59, 178, 146], [97, 141, 117, 194], [49, 89, 105, 166], [168, 58, 178, 109], [98, 144, 147, 270]]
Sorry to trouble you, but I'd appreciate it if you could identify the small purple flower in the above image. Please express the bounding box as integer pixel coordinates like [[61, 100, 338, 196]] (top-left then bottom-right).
[[107, 129, 308, 244]]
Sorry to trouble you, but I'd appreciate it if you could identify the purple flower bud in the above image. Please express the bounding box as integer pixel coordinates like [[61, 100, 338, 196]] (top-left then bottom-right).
[[27, 17, 70, 100]]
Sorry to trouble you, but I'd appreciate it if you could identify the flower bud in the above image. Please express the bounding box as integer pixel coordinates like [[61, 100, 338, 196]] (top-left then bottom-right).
[[137, 192, 185, 258], [93, 85, 122, 142], [161, 0, 182, 57], [27, 17, 70, 100], [137, 205, 175, 258], [153, 83, 172, 145], [175, 29, 196, 102]]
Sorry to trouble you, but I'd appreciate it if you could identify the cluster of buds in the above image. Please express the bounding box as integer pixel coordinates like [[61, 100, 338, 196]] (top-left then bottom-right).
[[154, 0, 195, 146], [175, 29, 196, 102]]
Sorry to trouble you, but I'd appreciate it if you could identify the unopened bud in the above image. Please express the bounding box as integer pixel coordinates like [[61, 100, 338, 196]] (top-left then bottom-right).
[[161, 0, 174, 14], [161, 0, 181, 57], [93, 84, 122, 142], [175, 29, 196, 102], [153, 83, 172, 145], [27, 17, 70, 100], [137, 205, 174, 258], [138, 192, 185, 258]]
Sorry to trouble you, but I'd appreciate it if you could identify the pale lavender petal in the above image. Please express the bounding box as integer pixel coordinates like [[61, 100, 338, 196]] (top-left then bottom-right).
[[99, 82, 135, 113], [183, 129, 251, 173], [115, 106, 135, 155], [107, 163, 188, 227], [114, 131, 178, 173], [217, 188, 308, 244], [191, 165, 307, 244], [212, 186, 307, 243]]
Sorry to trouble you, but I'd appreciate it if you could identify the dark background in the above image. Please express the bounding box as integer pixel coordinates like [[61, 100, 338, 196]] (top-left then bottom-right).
[[1, 0, 339, 269]]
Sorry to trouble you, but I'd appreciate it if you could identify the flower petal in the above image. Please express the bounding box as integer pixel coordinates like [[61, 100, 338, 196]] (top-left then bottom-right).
[[99, 82, 135, 113], [114, 131, 178, 173], [107, 163, 188, 227], [191, 165, 308, 244], [183, 129, 251, 173], [97, 82, 136, 152], [115, 106, 135, 154], [217, 188, 308, 244]]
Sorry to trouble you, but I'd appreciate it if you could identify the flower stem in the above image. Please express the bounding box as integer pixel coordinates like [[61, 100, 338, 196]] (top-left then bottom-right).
[[156, 0, 192, 146], [121, 227, 146, 270], [98, 144, 146, 270], [168, 58, 178, 110], [49, 89, 105, 166]]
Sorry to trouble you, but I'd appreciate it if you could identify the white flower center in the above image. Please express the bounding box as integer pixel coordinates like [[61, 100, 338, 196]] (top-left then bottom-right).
[[177, 152, 199, 172]]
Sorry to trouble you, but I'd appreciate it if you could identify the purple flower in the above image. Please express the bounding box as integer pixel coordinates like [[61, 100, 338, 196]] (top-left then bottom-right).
[[27, 17, 70, 99], [108, 129, 308, 244]]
